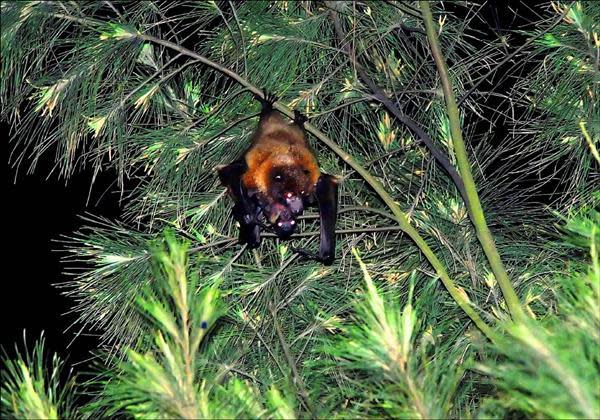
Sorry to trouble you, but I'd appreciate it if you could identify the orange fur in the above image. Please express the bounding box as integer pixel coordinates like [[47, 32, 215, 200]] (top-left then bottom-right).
[[242, 113, 320, 196]]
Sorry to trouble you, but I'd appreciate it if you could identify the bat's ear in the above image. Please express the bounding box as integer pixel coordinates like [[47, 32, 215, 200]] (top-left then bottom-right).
[[216, 161, 247, 188], [216, 164, 231, 187], [317, 173, 340, 185]]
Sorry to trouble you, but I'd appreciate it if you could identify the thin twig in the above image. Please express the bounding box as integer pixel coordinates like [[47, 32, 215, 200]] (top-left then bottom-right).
[[457, 10, 569, 106], [228, 1, 248, 78], [188, 238, 237, 253], [103, 1, 123, 19], [339, 144, 416, 181], [183, 88, 249, 132], [298, 205, 397, 222], [310, 97, 370, 118], [187, 226, 403, 255], [270, 305, 315, 416], [263, 226, 404, 238], [328, 7, 469, 206], [192, 113, 260, 151]]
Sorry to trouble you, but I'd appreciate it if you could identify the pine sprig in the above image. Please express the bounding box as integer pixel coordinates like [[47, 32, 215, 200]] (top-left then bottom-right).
[[1, 334, 78, 419], [85, 231, 299, 419], [478, 210, 600, 419], [320, 250, 468, 418]]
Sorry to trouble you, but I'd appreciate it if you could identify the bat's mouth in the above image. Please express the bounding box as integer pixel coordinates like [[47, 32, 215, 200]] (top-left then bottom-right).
[[284, 192, 304, 216]]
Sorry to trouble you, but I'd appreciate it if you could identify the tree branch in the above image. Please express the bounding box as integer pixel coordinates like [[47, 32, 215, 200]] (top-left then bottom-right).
[[420, 1, 526, 323]]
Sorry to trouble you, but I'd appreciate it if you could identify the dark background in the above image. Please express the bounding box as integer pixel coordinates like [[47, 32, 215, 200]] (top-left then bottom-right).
[[4, 124, 121, 364], [3, 1, 543, 365]]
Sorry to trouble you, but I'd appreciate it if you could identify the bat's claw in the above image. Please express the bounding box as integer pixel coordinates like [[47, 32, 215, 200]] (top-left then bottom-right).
[[293, 109, 308, 127], [292, 247, 333, 265], [264, 90, 278, 105], [291, 247, 315, 260], [256, 89, 277, 109]]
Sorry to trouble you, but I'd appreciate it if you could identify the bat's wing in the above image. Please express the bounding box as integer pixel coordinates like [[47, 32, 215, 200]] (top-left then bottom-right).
[[315, 174, 338, 265], [218, 161, 261, 248]]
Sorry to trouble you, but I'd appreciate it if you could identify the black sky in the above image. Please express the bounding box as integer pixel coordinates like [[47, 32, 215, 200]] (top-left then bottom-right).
[[4, 137, 121, 364]]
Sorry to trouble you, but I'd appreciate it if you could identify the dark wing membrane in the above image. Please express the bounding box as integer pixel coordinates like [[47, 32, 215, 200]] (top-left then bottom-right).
[[218, 161, 261, 248], [315, 174, 338, 265]]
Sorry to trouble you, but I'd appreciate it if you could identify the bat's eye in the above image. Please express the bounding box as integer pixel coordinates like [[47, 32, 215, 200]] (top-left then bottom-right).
[[274, 174, 283, 181], [303, 169, 310, 175]]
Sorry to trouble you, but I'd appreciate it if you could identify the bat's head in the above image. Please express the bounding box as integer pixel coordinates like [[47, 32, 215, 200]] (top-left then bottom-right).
[[261, 164, 319, 238], [267, 164, 313, 207], [262, 165, 307, 237], [268, 202, 297, 238]]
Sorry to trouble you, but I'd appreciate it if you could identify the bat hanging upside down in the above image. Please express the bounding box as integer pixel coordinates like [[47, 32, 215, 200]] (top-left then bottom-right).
[[217, 91, 338, 265]]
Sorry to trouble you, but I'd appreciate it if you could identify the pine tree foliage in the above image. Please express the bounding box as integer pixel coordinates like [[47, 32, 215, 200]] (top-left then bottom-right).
[[2, 0, 598, 418], [85, 233, 298, 419], [478, 210, 600, 418], [3, 235, 300, 419], [1, 335, 77, 419], [509, 2, 599, 199], [321, 251, 469, 418], [3, 217, 598, 418]]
